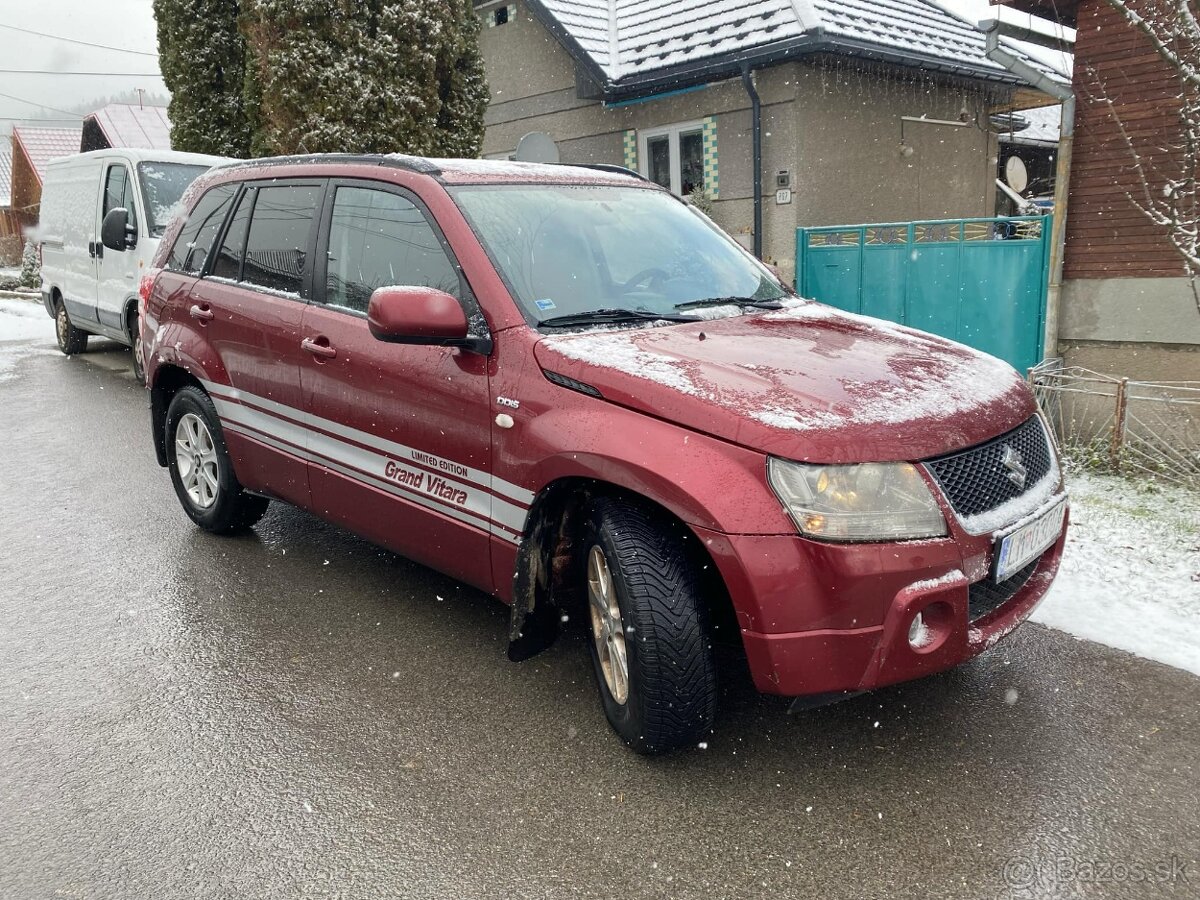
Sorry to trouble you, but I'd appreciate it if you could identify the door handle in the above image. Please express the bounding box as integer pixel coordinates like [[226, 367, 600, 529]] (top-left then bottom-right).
[[301, 337, 337, 359], [189, 304, 214, 322]]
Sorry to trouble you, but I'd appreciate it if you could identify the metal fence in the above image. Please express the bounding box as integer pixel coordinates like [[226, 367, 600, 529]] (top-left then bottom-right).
[[1030, 364, 1200, 489]]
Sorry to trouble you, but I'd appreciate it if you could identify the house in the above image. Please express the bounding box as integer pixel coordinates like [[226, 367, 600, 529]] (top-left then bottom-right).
[[0, 147, 18, 253], [476, 0, 1063, 282], [9, 125, 83, 233], [81, 103, 172, 153], [1000, 0, 1199, 382]]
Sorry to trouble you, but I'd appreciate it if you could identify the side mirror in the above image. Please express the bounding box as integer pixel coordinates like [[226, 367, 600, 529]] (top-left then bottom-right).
[[101, 207, 137, 252], [367, 286, 490, 353]]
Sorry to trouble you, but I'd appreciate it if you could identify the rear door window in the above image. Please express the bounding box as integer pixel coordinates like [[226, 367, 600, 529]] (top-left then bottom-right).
[[210, 187, 254, 282], [322, 185, 461, 314], [166, 183, 237, 274], [242, 185, 322, 298]]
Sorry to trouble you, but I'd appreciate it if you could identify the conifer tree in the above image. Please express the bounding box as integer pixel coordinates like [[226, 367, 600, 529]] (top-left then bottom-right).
[[153, 0, 252, 157], [430, 0, 490, 158]]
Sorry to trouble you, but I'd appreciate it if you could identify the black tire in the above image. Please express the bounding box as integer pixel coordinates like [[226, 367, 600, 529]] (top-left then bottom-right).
[[127, 311, 145, 385], [54, 300, 88, 355], [581, 497, 717, 754], [165, 385, 269, 534]]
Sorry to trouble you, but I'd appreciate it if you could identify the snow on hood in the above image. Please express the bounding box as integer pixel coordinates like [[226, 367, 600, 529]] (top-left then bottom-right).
[[534, 301, 1036, 464]]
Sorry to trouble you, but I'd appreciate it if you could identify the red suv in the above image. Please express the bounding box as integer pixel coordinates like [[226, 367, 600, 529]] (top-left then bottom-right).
[[141, 155, 1068, 753]]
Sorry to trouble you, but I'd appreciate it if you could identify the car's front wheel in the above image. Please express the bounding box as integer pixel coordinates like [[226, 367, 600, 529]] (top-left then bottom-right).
[[165, 385, 269, 534], [581, 497, 717, 754], [55, 300, 88, 355]]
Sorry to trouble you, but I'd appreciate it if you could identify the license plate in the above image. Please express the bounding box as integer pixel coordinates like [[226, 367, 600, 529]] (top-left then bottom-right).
[[993, 499, 1066, 583]]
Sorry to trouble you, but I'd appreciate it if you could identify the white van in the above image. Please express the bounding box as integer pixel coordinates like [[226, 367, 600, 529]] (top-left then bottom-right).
[[39, 148, 227, 379]]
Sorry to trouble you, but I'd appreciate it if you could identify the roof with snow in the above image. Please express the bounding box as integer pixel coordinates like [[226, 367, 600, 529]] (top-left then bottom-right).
[[0, 148, 12, 208], [999, 103, 1061, 145], [82, 104, 172, 152], [11, 126, 84, 185], [529, 0, 1065, 96]]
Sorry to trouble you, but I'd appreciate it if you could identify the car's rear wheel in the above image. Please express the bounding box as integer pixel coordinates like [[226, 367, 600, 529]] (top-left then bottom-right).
[[55, 300, 88, 355], [581, 497, 717, 754], [165, 385, 269, 534]]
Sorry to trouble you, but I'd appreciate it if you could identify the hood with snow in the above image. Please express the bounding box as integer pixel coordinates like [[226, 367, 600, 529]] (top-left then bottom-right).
[[533, 302, 1036, 464]]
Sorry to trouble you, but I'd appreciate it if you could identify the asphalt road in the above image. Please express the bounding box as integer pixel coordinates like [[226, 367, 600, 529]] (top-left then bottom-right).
[[1, 340, 1197, 900]]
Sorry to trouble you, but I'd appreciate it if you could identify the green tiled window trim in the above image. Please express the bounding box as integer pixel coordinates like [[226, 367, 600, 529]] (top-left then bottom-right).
[[702, 116, 719, 199], [623, 130, 638, 171]]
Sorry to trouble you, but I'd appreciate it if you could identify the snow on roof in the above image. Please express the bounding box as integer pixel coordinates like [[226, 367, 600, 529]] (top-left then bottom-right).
[[12, 126, 84, 185], [999, 103, 1061, 144], [0, 148, 12, 208], [85, 104, 172, 150], [426, 157, 645, 184], [533, 0, 1064, 89]]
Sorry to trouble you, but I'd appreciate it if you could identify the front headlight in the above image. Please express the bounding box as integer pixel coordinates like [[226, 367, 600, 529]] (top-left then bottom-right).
[[767, 458, 948, 542]]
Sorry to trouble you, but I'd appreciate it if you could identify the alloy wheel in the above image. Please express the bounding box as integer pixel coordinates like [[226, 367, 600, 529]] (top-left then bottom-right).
[[175, 413, 220, 509], [588, 545, 629, 705]]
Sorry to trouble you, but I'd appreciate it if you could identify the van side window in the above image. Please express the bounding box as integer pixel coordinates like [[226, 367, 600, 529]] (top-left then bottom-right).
[[324, 186, 460, 314], [243, 185, 322, 297], [103, 164, 139, 235], [166, 183, 237, 274], [211, 188, 254, 282]]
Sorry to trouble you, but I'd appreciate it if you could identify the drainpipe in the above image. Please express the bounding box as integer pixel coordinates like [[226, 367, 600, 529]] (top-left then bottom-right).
[[983, 24, 1074, 362], [742, 64, 764, 260]]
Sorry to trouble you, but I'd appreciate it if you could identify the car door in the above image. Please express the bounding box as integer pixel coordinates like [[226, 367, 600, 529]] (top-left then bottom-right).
[[95, 160, 142, 339], [182, 180, 324, 508], [298, 179, 496, 592]]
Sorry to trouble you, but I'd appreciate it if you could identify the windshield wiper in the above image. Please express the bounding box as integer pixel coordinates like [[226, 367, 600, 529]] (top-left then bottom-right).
[[539, 308, 699, 328], [674, 296, 785, 311]]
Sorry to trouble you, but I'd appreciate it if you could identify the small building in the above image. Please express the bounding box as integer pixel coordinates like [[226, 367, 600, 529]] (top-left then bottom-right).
[[1002, 0, 1199, 382], [0, 147, 18, 249], [476, 0, 1060, 282], [9, 125, 83, 233], [81, 104, 172, 153]]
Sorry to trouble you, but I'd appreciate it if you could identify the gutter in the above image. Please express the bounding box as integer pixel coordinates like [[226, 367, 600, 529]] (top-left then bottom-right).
[[742, 64, 763, 260], [982, 23, 1074, 363]]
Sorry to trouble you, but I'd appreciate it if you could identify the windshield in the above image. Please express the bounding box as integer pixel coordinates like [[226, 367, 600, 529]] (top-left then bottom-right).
[[137, 162, 211, 237], [449, 184, 786, 326]]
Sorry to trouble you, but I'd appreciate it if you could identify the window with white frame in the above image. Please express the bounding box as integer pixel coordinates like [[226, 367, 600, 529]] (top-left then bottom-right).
[[639, 121, 706, 197]]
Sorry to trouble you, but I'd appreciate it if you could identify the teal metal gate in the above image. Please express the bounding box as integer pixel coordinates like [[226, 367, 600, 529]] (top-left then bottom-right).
[[796, 216, 1052, 372]]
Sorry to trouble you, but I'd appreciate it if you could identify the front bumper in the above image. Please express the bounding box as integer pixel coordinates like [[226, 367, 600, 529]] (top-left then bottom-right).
[[698, 507, 1068, 697]]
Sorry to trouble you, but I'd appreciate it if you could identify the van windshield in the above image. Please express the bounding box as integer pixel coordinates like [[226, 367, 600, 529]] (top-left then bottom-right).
[[449, 184, 786, 326], [138, 163, 211, 237]]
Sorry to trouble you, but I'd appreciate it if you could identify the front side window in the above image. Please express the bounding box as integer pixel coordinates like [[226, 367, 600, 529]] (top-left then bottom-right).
[[324, 186, 460, 314], [640, 122, 706, 196], [450, 184, 784, 325], [103, 164, 139, 235], [138, 163, 210, 236], [242, 185, 322, 297], [165, 183, 237, 274]]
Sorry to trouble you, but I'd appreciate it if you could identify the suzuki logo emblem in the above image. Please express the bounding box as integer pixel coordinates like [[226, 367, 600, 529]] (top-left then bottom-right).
[[1001, 446, 1028, 490]]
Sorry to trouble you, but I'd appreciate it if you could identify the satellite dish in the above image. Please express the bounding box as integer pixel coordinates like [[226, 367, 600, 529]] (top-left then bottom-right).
[[516, 132, 560, 164], [1005, 156, 1029, 193]]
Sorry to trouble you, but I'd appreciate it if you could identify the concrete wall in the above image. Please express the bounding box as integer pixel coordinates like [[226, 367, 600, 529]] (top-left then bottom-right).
[[1059, 276, 1200, 381], [478, 4, 1004, 283]]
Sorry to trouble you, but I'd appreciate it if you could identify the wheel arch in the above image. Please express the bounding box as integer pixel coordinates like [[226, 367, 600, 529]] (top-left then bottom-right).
[[507, 476, 737, 662], [150, 364, 205, 467]]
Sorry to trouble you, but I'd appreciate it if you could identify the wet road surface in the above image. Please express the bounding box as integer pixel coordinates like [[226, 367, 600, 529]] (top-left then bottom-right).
[[1, 342, 1198, 899]]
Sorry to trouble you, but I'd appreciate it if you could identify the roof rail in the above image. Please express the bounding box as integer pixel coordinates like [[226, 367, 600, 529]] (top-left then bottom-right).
[[211, 153, 442, 176], [564, 162, 648, 182]]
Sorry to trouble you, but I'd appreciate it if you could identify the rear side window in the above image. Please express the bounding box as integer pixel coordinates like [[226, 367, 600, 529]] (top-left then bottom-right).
[[166, 183, 237, 274], [324, 186, 461, 314], [211, 188, 254, 282], [243, 185, 322, 297], [103, 164, 139, 235]]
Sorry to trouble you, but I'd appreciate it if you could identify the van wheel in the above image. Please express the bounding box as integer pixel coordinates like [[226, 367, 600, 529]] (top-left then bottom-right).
[[581, 497, 717, 754], [165, 385, 269, 534], [127, 312, 145, 384], [55, 301, 88, 355]]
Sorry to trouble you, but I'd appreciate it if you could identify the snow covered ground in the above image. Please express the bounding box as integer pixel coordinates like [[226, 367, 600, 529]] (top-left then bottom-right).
[[1034, 470, 1200, 676], [0, 294, 56, 380], [0, 292, 1195, 676]]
